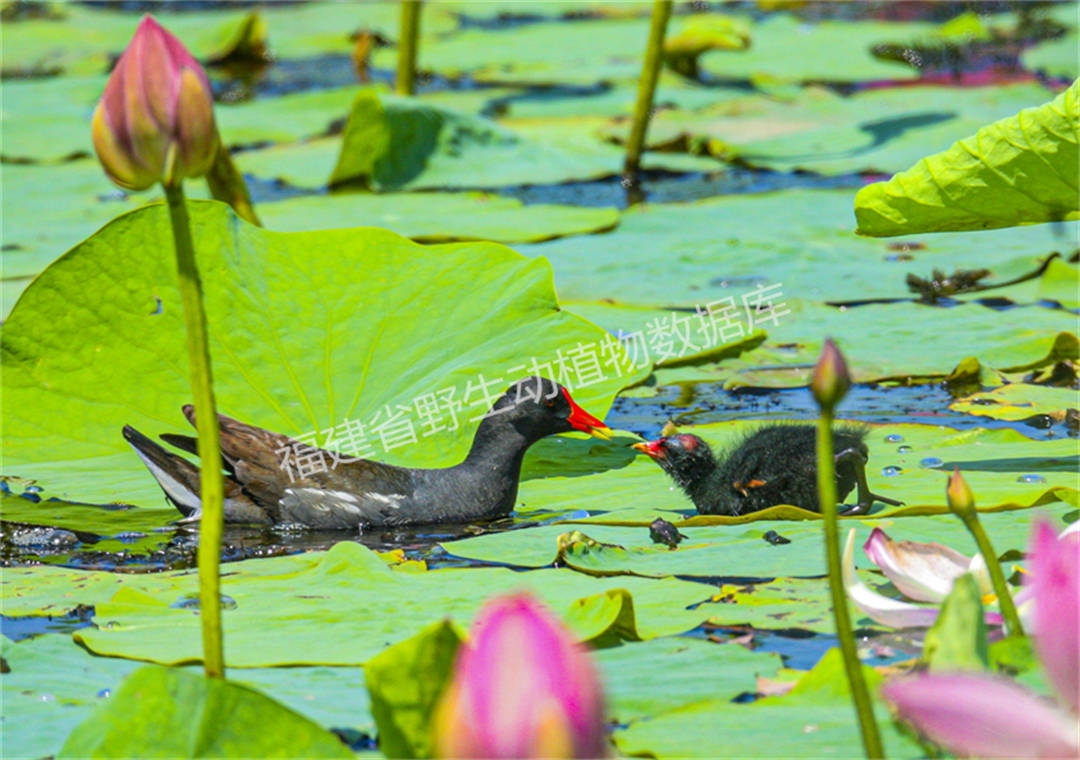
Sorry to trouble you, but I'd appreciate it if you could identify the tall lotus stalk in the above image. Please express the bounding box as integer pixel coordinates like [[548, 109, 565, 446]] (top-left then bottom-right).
[[945, 468, 1024, 636], [92, 14, 226, 678], [396, 1, 422, 95], [623, 0, 673, 201], [811, 339, 885, 759]]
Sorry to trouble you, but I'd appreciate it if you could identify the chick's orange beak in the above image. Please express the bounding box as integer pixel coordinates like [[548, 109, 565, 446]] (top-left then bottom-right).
[[563, 388, 613, 440], [632, 439, 666, 459]]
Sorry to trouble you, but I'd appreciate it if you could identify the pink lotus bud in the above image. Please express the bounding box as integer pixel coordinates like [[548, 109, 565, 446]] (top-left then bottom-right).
[[810, 337, 851, 410], [91, 15, 218, 190], [433, 593, 609, 758]]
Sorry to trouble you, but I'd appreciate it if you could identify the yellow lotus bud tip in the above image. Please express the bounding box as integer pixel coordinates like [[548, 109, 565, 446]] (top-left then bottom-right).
[[946, 467, 976, 517]]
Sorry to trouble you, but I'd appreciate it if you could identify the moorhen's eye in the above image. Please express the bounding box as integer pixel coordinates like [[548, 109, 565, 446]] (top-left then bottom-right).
[[545, 399, 556, 408]]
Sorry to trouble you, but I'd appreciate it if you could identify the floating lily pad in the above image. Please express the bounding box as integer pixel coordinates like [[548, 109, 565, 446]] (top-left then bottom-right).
[[565, 298, 1078, 386], [440, 501, 1069, 585], [1, 201, 647, 506], [258, 192, 618, 243], [596, 637, 783, 724], [0, 635, 374, 760], [855, 80, 1079, 235], [519, 188, 1078, 307], [614, 647, 926, 758], [949, 383, 1080, 422], [5, 542, 714, 666], [234, 94, 718, 190], [606, 82, 1062, 175]]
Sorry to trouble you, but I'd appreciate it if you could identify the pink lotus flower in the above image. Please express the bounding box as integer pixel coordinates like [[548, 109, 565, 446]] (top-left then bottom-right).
[[882, 518, 1080, 758], [92, 15, 217, 190], [432, 593, 609, 758], [843, 528, 1002, 629]]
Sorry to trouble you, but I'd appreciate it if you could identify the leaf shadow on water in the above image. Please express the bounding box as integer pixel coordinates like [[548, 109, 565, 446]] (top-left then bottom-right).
[[939, 455, 1080, 473], [741, 111, 957, 163]]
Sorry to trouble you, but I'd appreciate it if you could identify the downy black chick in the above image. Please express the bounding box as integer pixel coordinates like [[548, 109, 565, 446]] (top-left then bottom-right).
[[633, 424, 902, 516]]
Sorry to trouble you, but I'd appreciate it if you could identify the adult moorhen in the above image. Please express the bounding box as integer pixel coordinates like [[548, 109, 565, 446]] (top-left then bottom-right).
[[123, 376, 613, 530], [632, 425, 902, 516]]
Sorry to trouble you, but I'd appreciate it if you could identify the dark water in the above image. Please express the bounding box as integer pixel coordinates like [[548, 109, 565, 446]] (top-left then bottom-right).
[[607, 381, 1078, 441]]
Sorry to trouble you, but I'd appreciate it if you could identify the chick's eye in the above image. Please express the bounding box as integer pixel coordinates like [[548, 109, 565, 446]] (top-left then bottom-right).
[[545, 399, 556, 408]]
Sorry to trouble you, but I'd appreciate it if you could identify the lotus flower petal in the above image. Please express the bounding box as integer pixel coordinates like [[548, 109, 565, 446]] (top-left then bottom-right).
[[432, 593, 608, 758], [883, 673, 1080, 758], [863, 527, 972, 603], [1029, 518, 1080, 714], [845, 530, 1003, 629], [844, 529, 943, 628]]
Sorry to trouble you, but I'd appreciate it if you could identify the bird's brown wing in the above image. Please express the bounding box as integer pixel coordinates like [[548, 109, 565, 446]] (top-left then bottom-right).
[[181, 404, 414, 514]]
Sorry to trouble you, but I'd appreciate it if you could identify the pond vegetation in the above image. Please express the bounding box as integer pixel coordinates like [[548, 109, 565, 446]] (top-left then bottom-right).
[[1, 1, 1078, 758]]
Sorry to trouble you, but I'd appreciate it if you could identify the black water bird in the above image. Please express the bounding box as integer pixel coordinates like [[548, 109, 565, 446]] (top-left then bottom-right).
[[123, 377, 612, 530]]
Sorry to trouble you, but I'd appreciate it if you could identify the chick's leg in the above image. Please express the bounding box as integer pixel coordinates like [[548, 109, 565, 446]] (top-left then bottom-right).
[[834, 448, 904, 515]]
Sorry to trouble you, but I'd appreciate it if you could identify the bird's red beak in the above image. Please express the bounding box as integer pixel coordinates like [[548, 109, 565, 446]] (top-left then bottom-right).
[[563, 388, 613, 440], [632, 439, 666, 459]]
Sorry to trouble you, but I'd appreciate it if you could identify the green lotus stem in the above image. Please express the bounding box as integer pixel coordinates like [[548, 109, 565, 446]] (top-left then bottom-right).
[[818, 409, 885, 759], [163, 182, 226, 679], [205, 142, 261, 227], [958, 509, 1024, 636], [623, 0, 672, 194], [396, 0, 422, 95]]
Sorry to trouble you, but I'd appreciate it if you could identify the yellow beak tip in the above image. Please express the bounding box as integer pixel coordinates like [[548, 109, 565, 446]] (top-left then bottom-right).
[[589, 426, 615, 440]]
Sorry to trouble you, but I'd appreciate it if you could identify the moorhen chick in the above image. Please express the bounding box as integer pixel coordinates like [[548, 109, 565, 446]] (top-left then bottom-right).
[[123, 376, 613, 530], [633, 425, 902, 516]]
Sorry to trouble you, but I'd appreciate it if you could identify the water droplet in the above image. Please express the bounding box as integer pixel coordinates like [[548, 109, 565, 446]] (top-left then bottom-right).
[[881, 466, 901, 477], [96, 688, 111, 699], [897, 445, 912, 453], [170, 594, 237, 610], [38, 693, 55, 702], [884, 434, 903, 443], [1017, 474, 1047, 484], [113, 531, 147, 542], [919, 457, 944, 469], [24, 485, 43, 494]]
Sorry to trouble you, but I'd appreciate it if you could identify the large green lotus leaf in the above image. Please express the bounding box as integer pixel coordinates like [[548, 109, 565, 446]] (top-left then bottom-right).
[[606, 82, 1061, 175], [258, 192, 619, 244], [596, 637, 783, 724], [614, 648, 923, 758], [0, 75, 104, 163], [234, 98, 718, 190], [517, 188, 1078, 307], [1, 200, 646, 505], [0, 635, 374, 760], [509, 422, 1077, 532], [0, 161, 615, 319], [440, 503, 1067, 583], [58, 665, 353, 759], [855, 80, 1079, 236], [3, 543, 712, 665], [949, 383, 1080, 421], [565, 298, 1078, 386]]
